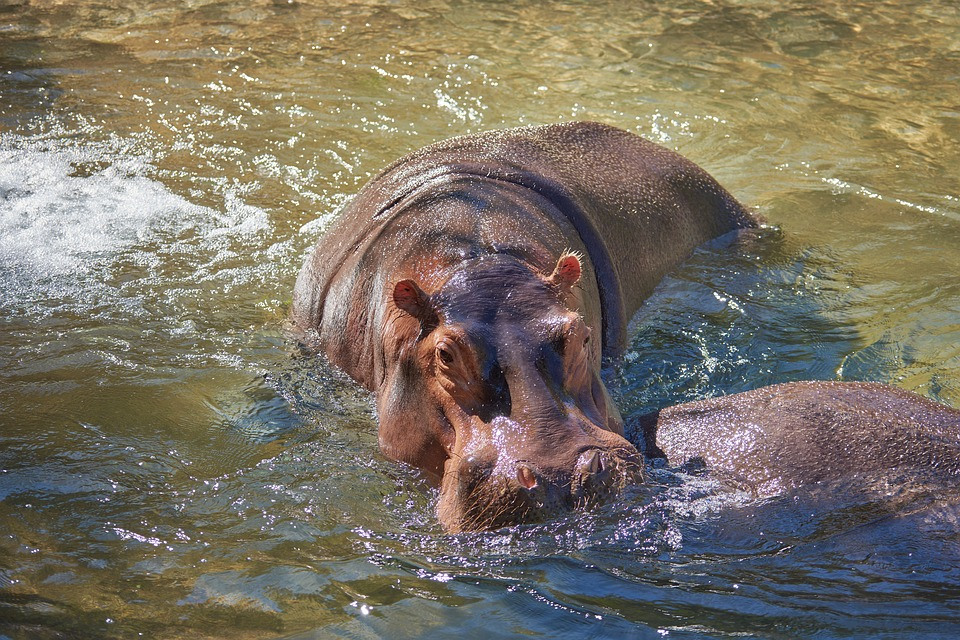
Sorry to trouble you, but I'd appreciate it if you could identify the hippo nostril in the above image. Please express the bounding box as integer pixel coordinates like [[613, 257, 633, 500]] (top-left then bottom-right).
[[516, 463, 538, 490]]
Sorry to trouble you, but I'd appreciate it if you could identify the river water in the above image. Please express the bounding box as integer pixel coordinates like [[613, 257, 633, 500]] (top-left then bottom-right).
[[1, 1, 959, 638]]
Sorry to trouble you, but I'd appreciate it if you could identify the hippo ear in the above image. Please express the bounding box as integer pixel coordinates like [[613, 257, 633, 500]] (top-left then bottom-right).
[[549, 252, 582, 292], [393, 279, 435, 324]]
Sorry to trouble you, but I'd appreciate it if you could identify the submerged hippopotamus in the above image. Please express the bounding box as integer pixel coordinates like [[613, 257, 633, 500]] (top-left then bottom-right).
[[637, 381, 960, 496], [292, 121, 758, 531]]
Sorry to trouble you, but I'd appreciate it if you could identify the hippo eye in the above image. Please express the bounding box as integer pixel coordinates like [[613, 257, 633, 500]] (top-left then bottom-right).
[[583, 328, 591, 346], [437, 346, 455, 365]]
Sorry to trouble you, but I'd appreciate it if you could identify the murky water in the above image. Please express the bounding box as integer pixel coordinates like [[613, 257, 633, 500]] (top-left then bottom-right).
[[2, 0, 959, 637]]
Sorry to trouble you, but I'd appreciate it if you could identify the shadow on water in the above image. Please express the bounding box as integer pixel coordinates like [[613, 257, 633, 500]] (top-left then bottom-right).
[[0, 17, 138, 130]]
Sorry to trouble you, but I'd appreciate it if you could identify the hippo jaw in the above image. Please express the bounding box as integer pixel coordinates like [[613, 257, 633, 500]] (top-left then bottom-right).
[[381, 252, 643, 532]]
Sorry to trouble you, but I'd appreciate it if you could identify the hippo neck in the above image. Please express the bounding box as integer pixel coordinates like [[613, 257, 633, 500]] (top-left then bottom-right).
[[394, 180, 571, 283]]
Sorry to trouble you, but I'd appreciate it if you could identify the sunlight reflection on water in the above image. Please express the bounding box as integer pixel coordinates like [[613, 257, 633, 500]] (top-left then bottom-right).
[[1, 0, 959, 638]]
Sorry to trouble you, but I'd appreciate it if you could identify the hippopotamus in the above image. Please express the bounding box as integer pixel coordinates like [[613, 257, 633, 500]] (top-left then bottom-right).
[[636, 381, 960, 496], [292, 121, 758, 532]]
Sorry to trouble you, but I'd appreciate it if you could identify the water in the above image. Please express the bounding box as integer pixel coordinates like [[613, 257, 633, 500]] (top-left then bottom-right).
[[1, 0, 959, 637]]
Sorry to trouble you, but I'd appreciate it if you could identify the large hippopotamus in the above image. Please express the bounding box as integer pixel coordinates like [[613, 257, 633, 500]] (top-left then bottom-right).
[[292, 121, 758, 532], [636, 381, 960, 496]]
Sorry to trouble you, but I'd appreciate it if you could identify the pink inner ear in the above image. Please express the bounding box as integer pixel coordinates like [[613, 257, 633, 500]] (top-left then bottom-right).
[[393, 279, 425, 318], [554, 254, 582, 288]]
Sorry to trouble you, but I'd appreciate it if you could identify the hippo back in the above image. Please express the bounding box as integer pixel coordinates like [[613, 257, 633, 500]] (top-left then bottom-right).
[[638, 381, 960, 495]]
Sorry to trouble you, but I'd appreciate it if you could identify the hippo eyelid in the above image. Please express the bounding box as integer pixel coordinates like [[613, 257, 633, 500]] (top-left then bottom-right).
[[435, 337, 459, 367], [434, 329, 479, 374]]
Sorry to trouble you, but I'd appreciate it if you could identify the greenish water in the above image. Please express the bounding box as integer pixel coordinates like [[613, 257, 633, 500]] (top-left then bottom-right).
[[1, 1, 959, 638]]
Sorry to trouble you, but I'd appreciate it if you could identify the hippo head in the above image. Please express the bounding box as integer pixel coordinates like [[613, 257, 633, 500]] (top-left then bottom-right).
[[378, 252, 642, 532]]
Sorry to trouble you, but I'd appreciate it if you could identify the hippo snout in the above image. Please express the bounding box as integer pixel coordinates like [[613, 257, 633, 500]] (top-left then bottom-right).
[[437, 443, 642, 533], [571, 449, 626, 507]]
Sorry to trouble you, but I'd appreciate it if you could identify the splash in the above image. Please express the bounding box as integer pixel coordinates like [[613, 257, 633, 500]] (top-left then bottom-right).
[[0, 135, 203, 278], [0, 131, 270, 319]]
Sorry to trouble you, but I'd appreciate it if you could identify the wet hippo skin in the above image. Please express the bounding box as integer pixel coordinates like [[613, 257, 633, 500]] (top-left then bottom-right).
[[291, 121, 758, 531], [636, 381, 960, 497]]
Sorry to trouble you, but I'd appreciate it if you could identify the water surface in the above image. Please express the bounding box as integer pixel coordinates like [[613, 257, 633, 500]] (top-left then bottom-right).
[[2, 1, 959, 638]]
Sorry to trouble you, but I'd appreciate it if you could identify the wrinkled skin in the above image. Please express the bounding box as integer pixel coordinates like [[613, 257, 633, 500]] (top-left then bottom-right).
[[637, 381, 960, 496], [292, 121, 757, 531]]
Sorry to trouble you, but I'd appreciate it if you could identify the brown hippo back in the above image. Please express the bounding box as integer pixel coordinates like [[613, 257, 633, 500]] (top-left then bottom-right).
[[637, 381, 960, 497], [292, 121, 758, 531]]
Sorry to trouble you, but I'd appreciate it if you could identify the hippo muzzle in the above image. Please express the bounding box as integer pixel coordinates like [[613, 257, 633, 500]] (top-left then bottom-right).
[[432, 350, 644, 532], [437, 418, 643, 532]]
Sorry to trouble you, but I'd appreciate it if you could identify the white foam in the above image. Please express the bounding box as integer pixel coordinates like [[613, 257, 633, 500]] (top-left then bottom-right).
[[0, 138, 205, 277], [211, 190, 270, 237], [0, 133, 273, 320]]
